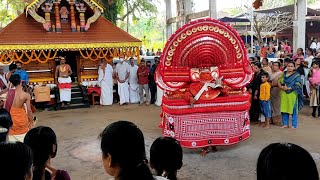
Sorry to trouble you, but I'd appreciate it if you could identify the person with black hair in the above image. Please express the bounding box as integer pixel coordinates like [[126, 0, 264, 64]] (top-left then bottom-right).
[[259, 72, 271, 128], [0, 142, 33, 180], [309, 60, 320, 117], [6, 74, 34, 142], [6, 63, 17, 82], [150, 137, 183, 180], [24, 126, 70, 180], [15, 61, 29, 85], [262, 58, 271, 74], [0, 108, 13, 142], [257, 143, 319, 180], [100, 121, 155, 180], [278, 61, 304, 129], [248, 62, 265, 122]]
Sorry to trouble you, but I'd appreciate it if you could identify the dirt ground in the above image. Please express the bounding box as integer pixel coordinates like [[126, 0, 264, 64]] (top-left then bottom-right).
[[35, 104, 320, 180]]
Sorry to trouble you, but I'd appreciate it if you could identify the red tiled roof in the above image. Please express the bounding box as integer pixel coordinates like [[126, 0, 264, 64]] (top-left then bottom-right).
[[0, 13, 141, 50]]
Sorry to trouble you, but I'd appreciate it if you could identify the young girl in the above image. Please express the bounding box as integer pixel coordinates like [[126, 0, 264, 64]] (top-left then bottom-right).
[[150, 137, 183, 180], [24, 126, 71, 180], [100, 121, 155, 180], [309, 60, 320, 117]]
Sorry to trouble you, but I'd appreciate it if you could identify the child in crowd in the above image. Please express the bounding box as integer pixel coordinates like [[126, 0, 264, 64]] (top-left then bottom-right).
[[0, 108, 12, 143], [150, 137, 183, 180], [0, 142, 33, 180], [24, 126, 71, 180], [309, 60, 320, 117], [259, 72, 271, 128], [257, 143, 319, 180]]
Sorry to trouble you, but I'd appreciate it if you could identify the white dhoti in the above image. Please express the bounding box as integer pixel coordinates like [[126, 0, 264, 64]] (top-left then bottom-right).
[[99, 65, 113, 106], [8, 133, 26, 142], [129, 83, 140, 103], [58, 77, 72, 102], [100, 80, 113, 105], [118, 82, 130, 105], [155, 86, 163, 106]]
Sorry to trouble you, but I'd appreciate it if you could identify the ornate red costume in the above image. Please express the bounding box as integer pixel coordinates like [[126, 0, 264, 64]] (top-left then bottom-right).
[[156, 19, 254, 153]]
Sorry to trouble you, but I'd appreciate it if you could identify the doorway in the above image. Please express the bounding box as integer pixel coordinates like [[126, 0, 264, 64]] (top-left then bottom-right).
[[56, 51, 78, 82]]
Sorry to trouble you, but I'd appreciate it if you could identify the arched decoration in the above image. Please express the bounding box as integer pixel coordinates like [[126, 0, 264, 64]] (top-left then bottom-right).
[[78, 47, 141, 64], [0, 50, 58, 64], [85, 7, 101, 31], [157, 18, 253, 90]]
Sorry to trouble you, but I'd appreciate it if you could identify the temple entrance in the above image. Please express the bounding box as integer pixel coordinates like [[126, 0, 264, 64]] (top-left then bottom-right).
[[56, 51, 78, 82]]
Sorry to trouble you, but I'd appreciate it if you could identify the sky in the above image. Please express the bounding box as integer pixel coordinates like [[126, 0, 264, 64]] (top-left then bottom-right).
[[193, 0, 244, 12]]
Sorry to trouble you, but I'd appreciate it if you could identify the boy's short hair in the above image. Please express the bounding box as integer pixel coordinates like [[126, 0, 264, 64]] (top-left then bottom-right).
[[9, 74, 21, 87], [261, 72, 270, 79]]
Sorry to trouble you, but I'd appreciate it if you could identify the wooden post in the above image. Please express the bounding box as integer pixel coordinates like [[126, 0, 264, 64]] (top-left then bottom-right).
[[54, 2, 61, 32], [209, 0, 217, 19], [166, 0, 173, 40], [69, 0, 77, 32]]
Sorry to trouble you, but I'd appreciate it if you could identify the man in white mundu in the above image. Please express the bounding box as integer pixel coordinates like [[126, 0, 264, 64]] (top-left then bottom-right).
[[98, 60, 113, 105], [115, 55, 130, 105], [128, 58, 139, 103], [55, 57, 72, 107]]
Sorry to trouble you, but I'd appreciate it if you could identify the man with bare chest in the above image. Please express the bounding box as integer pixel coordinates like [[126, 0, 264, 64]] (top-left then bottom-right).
[[55, 57, 73, 107]]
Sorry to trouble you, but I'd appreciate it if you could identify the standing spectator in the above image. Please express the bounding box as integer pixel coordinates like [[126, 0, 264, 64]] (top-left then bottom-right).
[[156, 49, 162, 56], [115, 55, 130, 105], [260, 44, 268, 58], [15, 62, 29, 85], [270, 62, 282, 124], [151, 48, 156, 56], [257, 143, 319, 180], [278, 62, 303, 129], [149, 58, 159, 104], [259, 72, 271, 128], [128, 58, 140, 104], [310, 38, 317, 50], [137, 59, 150, 105], [283, 41, 292, 55], [150, 137, 183, 180], [0, 66, 8, 91], [146, 49, 151, 56], [282, 57, 291, 71], [7, 74, 34, 142], [262, 58, 271, 74], [24, 126, 71, 180], [248, 62, 265, 122], [0, 142, 33, 180], [0, 108, 12, 143], [292, 48, 304, 61], [308, 60, 320, 117], [112, 63, 119, 103], [305, 48, 315, 69], [98, 60, 113, 106], [99, 121, 154, 180], [317, 38, 320, 51], [6, 63, 17, 84]]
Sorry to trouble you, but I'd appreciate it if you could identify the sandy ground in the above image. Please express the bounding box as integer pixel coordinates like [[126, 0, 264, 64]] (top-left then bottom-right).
[[35, 104, 320, 180]]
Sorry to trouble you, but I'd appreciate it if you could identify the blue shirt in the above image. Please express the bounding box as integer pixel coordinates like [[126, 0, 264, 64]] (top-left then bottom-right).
[[14, 69, 29, 84]]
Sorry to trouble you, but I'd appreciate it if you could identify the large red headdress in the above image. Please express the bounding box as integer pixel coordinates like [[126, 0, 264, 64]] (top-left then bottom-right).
[[156, 18, 253, 91]]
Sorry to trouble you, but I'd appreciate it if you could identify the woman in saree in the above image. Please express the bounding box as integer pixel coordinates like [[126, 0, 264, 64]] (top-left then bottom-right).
[[278, 61, 304, 129], [270, 62, 282, 125], [248, 62, 265, 123]]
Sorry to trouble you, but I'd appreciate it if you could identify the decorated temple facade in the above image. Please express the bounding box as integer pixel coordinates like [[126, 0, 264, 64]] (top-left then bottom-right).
[[0, 0, 141, 86]]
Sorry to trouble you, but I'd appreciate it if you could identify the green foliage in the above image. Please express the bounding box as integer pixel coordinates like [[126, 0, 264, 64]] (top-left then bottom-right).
[[0, 0, 27, 29], [100, 0, 157, 24]]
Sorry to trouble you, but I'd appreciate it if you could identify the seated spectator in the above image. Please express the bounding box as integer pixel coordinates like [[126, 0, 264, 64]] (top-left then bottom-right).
[[150, 137, 183, 180], [0, 142, 33, 180], [99, 121, 155, 180], [0, 108, 13, 142], [257, 143, 319, 180], [24, 126, 71, 180]]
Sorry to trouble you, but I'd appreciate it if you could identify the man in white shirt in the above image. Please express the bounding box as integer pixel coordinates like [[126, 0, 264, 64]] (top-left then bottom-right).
[[115, 55, 130, 105], [128, 58, 140, 103]]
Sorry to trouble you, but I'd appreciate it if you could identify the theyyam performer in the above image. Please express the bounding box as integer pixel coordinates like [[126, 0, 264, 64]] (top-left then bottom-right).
[[55, 56, 73, 107], [156, 18, 254, 155]]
